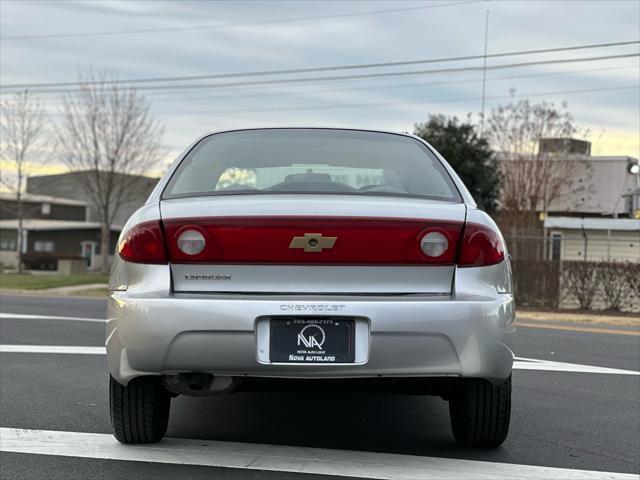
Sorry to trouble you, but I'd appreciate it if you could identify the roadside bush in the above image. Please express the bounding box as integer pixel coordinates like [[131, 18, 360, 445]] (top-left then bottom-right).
[[623, 262, 640, 300], [598, 262, 634, 311], [21, 253, 57, 271], [511, 259, 560, 309], [562, 261, 600, 310]]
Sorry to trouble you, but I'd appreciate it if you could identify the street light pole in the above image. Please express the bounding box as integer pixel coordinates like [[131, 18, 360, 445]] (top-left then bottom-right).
[[480, 9, 490, 137]]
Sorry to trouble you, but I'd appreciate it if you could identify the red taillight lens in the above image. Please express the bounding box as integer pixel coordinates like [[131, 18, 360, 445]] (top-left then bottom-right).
[[118, 220, 167, 264], [457, 223, 505, 267], [162, 217, 463, 265]]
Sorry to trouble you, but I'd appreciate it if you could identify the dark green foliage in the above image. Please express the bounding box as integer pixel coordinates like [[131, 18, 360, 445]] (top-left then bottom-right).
[[414, 115, 500, 212]]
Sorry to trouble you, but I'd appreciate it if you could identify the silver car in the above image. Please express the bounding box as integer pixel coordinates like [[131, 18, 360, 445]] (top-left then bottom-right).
[[107, 128, 515, 448]]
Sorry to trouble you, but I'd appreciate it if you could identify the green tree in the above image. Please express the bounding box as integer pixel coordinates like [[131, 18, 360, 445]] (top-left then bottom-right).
[[414, 115, 499, 212]]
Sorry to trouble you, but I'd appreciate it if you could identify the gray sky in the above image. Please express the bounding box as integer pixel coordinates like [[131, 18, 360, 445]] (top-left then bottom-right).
[[1, 0, 639, 165]]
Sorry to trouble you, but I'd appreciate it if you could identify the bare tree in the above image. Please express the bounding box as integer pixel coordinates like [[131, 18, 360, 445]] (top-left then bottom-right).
[[486, 99, 591, 257], [57, 72, 164, 273], [0, 91, 48, 273]]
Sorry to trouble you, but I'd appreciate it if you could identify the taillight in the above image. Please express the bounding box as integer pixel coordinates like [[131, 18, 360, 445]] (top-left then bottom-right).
[[457, 223, 505, 267], [162, 217, 463, 265], [118, 220, 167, 264]]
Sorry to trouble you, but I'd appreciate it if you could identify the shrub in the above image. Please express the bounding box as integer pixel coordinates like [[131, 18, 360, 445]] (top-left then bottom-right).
[[562, 261, 599, 310], [623, 262, 640, 300], [598, 262, 634, 311]]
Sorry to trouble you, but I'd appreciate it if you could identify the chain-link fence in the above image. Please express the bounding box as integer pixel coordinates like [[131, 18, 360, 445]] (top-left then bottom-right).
[[505, 236, 640, 313]]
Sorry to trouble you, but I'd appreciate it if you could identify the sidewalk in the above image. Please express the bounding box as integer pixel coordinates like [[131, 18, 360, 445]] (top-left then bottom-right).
[[517, 309, 639, 328]]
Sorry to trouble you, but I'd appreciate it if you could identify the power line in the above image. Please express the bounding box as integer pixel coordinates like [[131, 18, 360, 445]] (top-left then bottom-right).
[[6, 52, 636, 95], [2, 40, 638, 90], [21, 64, 640, 106], [144, 64, 640, 104], [0, 1, 482, 41], [35, 84, 640, 119], [27, 65, 638, 109], [153, 84, 638, 116]]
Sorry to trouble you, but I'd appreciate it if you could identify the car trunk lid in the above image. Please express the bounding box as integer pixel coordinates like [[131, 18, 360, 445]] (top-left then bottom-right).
[[160, 195, 466, 294]]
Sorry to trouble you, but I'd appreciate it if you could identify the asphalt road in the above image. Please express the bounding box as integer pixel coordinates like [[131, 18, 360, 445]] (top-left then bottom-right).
[[0, 293, 638, 479]]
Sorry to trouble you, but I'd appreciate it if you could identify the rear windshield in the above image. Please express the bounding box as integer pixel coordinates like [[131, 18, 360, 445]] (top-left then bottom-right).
[[163, 129, 462, 202]]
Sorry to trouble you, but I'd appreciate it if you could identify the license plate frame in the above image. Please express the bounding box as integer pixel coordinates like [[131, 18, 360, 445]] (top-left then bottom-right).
[[269, 317, 356, 364]]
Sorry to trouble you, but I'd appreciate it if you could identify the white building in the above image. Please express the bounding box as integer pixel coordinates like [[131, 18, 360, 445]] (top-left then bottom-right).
[[543, 216, 640, 263]]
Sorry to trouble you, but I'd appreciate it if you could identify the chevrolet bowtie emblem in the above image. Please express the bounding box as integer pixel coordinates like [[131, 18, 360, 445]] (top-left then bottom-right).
[[289, 233, 337, 252]]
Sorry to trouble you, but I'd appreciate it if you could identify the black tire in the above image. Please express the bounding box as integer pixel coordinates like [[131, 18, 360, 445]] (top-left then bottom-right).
[[448, 375, 511, 448], [110, 375, 171, 444]]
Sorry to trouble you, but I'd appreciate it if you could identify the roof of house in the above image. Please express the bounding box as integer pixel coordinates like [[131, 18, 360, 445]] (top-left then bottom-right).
[[0, 192, 88, 207], [588, 156, 639, 162], [546, 157, 639, 215], [0, 219, 122, 232], [26, 170, 159, 182], [544, 216, 640, 231]]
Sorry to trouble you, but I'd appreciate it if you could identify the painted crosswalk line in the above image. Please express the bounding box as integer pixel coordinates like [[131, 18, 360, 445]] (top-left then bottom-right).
[[0, 344, 106, 355], [0, 427, 636, 480], [0, 312, 106, 323], [512, 356, 640, 375]]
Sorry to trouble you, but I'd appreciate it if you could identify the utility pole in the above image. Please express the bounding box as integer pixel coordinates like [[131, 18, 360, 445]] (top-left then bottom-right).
[[480, 9, 490, 137]]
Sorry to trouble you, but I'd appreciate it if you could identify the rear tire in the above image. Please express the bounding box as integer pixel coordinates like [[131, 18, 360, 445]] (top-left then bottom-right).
[[110, 375, 171, 444], [448, 375, 511, 448]]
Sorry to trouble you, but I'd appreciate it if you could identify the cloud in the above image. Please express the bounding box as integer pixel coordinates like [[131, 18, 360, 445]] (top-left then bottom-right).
[[1, 0, 638, 159]]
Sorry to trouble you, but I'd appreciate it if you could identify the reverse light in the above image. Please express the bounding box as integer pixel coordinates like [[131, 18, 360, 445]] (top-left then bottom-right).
[[419, 231, 450, 257], [458, 223, 505, 267], [176, 229, 206, 256], [118, 221, 167, 264]]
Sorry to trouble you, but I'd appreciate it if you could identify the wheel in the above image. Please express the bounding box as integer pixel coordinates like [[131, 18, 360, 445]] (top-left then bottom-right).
[[448, 375, 511, 448], [109, 375, 171, 443]]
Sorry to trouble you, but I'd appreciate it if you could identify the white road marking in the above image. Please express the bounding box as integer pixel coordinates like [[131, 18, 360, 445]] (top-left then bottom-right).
[[513, 357, 640, 375], [0, 427, 636, 480], [0, 345, 106, 355], [1, 344, 638, 376], [0, 312, 105, 323]]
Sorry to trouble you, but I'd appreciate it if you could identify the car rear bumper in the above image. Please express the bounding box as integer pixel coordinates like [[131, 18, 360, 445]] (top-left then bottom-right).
[[106, 290, 515, 385]]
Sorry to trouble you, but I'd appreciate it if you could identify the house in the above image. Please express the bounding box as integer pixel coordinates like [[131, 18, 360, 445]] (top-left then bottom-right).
[[497, 139, 639, 311], [498, 139, 639, 258], [0, 192, 121, 271], [546, 155, 640, 218], [0, 170, 160, 271], [543, 216, 640, 263]]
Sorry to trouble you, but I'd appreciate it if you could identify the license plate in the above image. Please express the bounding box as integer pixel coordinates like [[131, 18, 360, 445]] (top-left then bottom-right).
[[270, 317, 356, 363]]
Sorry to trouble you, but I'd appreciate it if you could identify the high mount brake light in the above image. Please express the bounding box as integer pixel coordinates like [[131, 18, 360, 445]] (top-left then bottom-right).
[[118, 221, 167, 264], [457, 223, 505, 267]]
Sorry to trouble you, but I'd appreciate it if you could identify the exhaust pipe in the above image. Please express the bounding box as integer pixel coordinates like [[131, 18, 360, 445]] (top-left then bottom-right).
[[163, 373, 237, 396]]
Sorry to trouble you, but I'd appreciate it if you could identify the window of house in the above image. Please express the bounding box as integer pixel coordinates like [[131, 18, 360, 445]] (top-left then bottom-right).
[[550, 233, 562, 261], [41, 203, 51, 215], [0, 238, 17, 251], [34, 240, 55, 252]]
